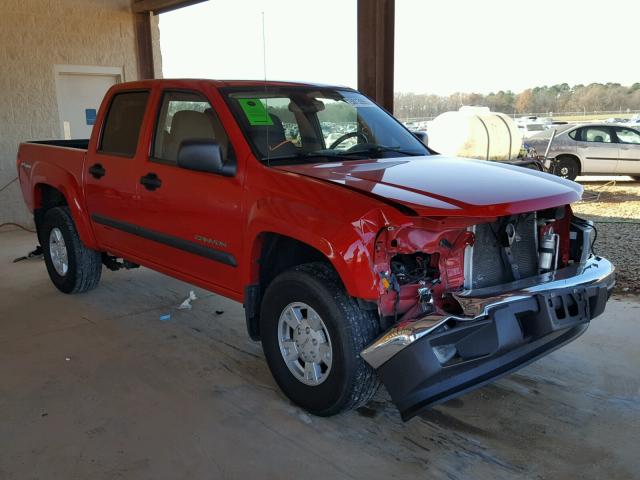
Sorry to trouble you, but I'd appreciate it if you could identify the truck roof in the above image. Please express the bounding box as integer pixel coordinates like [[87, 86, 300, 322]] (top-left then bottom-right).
[[114, 78, 353, 90]]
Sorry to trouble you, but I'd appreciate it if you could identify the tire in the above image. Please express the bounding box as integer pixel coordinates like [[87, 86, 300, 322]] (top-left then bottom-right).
[[41, 206, 102, 294], [260, 262, 380, 416], [554, 156, 580, 181]]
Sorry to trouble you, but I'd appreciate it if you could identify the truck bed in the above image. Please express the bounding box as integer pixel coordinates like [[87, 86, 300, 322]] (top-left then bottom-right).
[[17, 140, 89, 213], [28, 139, 89, 150]]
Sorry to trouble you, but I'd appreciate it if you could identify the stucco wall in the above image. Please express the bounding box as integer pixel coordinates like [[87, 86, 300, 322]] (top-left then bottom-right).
[[0, 0, 162, 228]]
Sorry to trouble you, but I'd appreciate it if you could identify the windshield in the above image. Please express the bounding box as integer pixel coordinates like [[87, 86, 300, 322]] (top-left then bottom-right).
[[221, 87, 429, 163]]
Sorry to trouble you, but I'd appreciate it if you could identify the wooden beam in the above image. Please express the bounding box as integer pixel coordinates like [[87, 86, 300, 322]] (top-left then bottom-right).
[[357, 0, 395, 113], [134, 11, 155, 79], [132, 0, 208, 14]]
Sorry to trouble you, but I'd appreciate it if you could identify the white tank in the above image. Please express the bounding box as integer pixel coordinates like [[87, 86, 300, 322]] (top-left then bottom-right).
[[427, 108, 522, 161]]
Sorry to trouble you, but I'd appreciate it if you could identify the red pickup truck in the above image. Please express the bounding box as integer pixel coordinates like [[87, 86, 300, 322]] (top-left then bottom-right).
[[17, 79, 614, 420]]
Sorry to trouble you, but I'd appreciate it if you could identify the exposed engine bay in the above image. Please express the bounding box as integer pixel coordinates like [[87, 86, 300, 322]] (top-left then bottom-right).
[[374, 206, 595, 325]]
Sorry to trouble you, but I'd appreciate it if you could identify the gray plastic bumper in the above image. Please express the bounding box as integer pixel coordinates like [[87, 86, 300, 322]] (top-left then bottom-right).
[[361, 256, 615, 420]]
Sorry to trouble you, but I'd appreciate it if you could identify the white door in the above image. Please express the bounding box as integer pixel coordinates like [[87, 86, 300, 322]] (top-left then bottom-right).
[[56, 71, 120, 139]]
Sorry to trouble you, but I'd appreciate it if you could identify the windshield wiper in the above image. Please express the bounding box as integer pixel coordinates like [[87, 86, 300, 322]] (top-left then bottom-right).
[[320, 145, 423, 158]]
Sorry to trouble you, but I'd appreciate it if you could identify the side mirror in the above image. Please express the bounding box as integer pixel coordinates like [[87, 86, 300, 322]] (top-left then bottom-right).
[[412, 131, 428, 146], [177, 139, 224, 174]]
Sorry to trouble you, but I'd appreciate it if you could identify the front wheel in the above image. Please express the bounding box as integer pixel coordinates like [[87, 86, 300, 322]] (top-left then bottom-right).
[[41, 207, 102, 294], [260, 262, 380, 416]]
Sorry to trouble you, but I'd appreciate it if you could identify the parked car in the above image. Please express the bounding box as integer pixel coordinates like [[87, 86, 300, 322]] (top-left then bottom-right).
[[17, 79, 614, 421], [527, 123, 640, 181], [604, 117, 628, 124], [518, 122, 547, 138], [627, 115, 640, 128]]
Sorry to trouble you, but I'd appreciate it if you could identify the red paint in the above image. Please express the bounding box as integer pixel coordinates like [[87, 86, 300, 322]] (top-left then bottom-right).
[[16, 79, 583, 311]]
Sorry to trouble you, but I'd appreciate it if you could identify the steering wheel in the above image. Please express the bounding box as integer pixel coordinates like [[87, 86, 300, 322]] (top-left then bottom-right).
[[329, 131, 369, 150]]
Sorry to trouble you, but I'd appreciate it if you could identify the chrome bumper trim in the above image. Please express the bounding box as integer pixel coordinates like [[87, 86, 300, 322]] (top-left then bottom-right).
[[361, 256, 615, 369]]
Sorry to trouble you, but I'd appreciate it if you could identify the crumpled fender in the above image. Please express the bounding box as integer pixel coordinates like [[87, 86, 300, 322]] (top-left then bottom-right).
[[243, 195, 405, 300]]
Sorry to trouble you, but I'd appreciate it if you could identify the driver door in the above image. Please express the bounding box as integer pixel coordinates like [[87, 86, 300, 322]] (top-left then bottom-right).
[[134, 89, 245, 294]]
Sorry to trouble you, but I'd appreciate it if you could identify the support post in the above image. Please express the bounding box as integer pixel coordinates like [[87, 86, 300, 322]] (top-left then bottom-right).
[[134, 11, 155, 79], [357, 0, 395, 113]]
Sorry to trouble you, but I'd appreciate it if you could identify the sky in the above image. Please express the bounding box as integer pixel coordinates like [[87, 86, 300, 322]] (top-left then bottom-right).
[[159, 0, 640, 96]]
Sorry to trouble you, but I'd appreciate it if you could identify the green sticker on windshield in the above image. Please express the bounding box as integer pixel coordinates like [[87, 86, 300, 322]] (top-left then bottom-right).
[[238, 98, 273, 126]]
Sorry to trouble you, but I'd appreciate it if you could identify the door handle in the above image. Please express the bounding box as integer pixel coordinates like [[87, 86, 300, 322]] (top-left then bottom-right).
[[140, 172, 162, 191], [89, 163, 106, 179]]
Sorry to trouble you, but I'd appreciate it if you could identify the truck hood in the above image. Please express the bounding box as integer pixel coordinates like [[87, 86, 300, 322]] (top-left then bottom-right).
[[275, 155, 582, 217]]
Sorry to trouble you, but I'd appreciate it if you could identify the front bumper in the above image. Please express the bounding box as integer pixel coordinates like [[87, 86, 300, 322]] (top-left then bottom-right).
[[361, 256, 615, 421]]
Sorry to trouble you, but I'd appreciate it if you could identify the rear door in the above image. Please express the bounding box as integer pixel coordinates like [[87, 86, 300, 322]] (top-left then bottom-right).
[[575, 126, 618, 174], [85, 89, 150, 252], [134, 88, 245, 294], [613, 127, 640, 175]]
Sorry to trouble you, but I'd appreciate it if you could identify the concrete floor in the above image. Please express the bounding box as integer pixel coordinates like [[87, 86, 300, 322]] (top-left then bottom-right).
[[1, 229, 639, 480]]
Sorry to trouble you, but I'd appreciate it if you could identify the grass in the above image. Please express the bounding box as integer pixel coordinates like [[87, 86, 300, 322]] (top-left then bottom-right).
[[552, 113, 636, 122]]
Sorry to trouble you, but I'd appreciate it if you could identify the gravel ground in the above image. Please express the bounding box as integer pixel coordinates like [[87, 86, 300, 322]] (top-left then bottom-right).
[[572, 177, 640, 294]]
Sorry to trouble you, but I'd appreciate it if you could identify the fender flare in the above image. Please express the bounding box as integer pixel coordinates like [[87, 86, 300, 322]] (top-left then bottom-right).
[[243, 210, 388, 301], [31, 163, 98, 250]]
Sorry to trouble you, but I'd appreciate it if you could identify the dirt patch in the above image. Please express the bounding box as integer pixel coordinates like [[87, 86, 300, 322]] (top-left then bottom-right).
[[572, 178, 640, 293]]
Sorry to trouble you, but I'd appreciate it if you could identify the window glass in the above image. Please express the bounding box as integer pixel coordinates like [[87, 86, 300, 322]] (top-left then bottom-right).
[[99, 91, 149, 156], [568, 129, 578, 140], [153, 91, 232, 164], [616, 128, 640, 144], [223, 87, 428, 163], [583, 127, 612, 143], [255, 97, 301, 146], [317, 99, 358, 150]]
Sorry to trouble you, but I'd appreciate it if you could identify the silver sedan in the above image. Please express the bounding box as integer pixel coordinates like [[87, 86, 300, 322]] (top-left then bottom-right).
[[526, 123, 640, 181]]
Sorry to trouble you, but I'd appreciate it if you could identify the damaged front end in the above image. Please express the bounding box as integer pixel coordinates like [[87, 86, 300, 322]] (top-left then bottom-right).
[[362, 207, 615, 420]]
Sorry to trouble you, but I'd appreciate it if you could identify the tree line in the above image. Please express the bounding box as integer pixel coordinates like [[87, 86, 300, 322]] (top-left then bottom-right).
[[394, 83, 640, 120]]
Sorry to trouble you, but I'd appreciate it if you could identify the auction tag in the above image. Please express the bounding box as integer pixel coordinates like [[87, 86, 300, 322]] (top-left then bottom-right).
[[238, 98, 273, 126]]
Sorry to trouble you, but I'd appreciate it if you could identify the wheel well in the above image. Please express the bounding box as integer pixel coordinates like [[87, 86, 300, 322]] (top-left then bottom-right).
[[556, 154, 581, 172], [244, 233, 334, 340], [34, 184, 67, 243], [35, 184, 67, 210]]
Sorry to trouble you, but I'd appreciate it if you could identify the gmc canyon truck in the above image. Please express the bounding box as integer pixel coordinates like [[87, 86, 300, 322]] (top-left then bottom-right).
[[17, 79, 615, 420]]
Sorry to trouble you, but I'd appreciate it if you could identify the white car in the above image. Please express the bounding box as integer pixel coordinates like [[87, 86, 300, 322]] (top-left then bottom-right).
[[527, 123, 640, 180], [627, 115, 640, 128]]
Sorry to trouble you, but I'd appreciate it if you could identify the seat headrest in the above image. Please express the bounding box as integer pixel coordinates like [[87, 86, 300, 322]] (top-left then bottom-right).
[[170, 110, 215, 139]]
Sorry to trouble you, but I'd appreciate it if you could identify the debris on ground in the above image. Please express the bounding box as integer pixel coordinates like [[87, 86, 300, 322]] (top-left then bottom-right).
[[13, 245, 43, 263], [178, 290, 197, 310], [215, 310, 224, 315], [159, 313, 171, 322]]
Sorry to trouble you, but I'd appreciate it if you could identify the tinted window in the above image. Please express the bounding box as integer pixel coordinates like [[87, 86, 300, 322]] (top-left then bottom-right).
[[615, 128, 640, 144], [99, 91, 149, 156], [569, 129, 578, 140], [153, 91, 232, 165]]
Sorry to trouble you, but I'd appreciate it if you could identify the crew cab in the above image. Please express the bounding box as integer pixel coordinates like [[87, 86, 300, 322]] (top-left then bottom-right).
[[17, 79, 615, 420]]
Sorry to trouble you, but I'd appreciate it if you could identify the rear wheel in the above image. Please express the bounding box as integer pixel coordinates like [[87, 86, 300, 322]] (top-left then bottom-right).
[[260, 262, 380, 416], [41, 207, 102, 294], [554, 156, 580, 181]]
